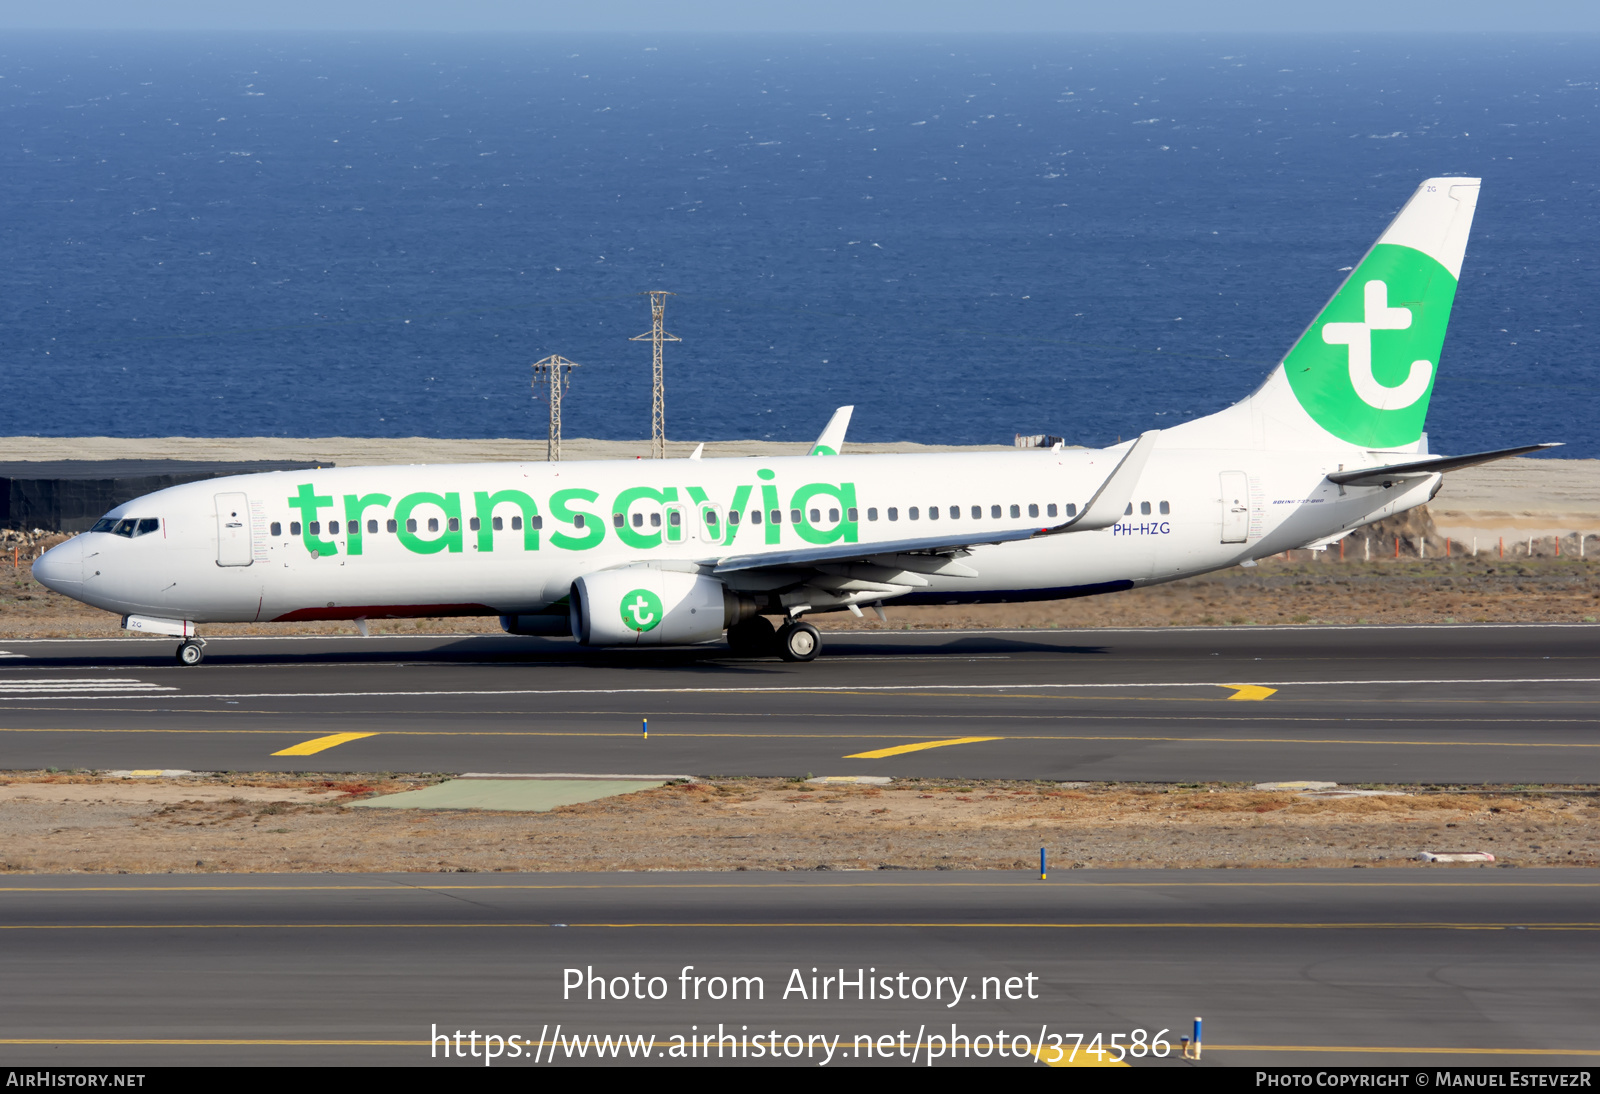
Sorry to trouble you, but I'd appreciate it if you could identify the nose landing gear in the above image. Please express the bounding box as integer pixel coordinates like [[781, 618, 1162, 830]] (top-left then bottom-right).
[[176, 639, 206, 666]]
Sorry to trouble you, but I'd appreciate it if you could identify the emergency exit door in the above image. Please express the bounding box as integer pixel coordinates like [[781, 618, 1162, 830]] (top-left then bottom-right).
[[215, 492, 253, 566], [1219, 472, 1249, 543]]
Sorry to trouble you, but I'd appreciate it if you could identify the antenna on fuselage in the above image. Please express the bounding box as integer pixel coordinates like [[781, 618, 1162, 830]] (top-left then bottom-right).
[[630, 291, 679, 459], [531, 354, 582, 462]]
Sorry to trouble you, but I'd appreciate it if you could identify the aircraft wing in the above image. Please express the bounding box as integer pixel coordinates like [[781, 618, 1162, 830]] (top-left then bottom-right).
[[1326, 443, 1561, 487], [713, 527, 1039, 576]]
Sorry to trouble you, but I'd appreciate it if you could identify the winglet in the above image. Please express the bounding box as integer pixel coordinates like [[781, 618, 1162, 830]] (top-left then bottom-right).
[[809, 406, 854, 455], [1036, 431, 1160, 537]]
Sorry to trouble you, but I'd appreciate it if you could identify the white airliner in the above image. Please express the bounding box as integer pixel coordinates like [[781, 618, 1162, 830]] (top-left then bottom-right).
[[33, 177, 1553, 665]]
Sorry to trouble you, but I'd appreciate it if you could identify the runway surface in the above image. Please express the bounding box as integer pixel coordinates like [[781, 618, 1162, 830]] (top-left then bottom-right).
[[1, 869, 1595, 1067], [1, 624, 1598, 782]]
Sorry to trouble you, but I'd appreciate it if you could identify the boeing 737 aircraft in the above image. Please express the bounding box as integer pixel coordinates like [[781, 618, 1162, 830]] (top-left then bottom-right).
[[33, 177, 1554, 665]]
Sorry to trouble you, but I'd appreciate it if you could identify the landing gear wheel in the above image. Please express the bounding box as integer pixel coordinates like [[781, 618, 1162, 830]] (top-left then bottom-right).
[[726, 615, 779, 657], [778, 621, 821, 663], [176, 640, 204, 666]]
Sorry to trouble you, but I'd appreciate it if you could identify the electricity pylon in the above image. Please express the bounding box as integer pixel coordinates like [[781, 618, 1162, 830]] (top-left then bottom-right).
[[630, 291, 679, 458], [531, 354, 581, 462]]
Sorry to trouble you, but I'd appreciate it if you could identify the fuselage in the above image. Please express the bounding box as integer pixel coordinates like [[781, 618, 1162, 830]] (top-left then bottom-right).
[[32, 445, 1434, 627]]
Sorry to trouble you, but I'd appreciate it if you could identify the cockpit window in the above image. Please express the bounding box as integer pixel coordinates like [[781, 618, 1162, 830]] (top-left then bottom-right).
[[113, 519, 137, 538], [91, 518, 117, 534], [136, 518, 160, 536]]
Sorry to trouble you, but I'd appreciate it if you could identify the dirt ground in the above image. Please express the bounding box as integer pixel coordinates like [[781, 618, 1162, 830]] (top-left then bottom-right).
[[0, 772, 1592, 874]]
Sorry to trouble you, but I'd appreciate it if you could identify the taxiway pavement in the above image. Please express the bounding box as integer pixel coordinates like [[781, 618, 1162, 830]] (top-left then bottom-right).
[[0, 869, 1594, 1067], [0, 625, 1597, 782]]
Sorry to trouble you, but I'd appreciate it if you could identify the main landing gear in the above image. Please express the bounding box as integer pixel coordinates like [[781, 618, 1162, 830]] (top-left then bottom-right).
[[175, 639, 206, 666], [724, 616, 822, 661], [778, 621, 820, 663]]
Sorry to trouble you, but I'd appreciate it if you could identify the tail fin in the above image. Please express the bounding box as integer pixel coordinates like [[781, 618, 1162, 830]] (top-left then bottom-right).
[[1172, 177, 1480, 452]]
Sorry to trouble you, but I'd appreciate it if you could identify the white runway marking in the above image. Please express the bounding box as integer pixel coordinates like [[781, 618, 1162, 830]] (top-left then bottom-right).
[[0, 678, 1595, 702], [0, 679, 174, 694]]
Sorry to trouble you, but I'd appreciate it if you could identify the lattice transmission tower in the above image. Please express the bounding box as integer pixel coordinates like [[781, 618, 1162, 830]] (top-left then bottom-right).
[[629, 291, 679, 458], [530, 354, 581, 462]]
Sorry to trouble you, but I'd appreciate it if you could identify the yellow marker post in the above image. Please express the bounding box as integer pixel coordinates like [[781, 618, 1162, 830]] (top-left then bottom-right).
[[1220, 684, 1277, 701], [271, 732, 376, 757], [845, 737, 1002, 759]]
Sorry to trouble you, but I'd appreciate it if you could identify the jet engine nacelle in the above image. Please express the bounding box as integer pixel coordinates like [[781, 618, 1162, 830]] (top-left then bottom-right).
[[570, 569, 758, 647]]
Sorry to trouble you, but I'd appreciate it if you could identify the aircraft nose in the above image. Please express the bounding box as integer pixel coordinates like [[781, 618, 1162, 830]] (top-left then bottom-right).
[[32, 537, 84, 591]]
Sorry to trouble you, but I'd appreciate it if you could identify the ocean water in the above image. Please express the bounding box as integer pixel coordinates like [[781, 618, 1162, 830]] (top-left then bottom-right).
[[1, 33, 1596, 456]]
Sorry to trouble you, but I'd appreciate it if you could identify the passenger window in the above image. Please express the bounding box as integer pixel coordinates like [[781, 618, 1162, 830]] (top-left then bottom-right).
[[909, 507, 920, 520], [270, 522, 282, 537], [1009, 505, 1020, 519], [492, 516, 504, 531], [667, 512, 679, 527], [328, 521, 340, 535], [808, 508, 820, 523], [309, 521, 321, 535], [1124, 504, 1133, 516], [1047, 504, 1058, 518], [705, 508, 719, 526], [531, 516, 543, 530], [632, 513, 644, 528], [508, 516, 520, 531], [468, 517, 479, 532], [1028, 504, 1039, 518], [750, 510, 762, 525], [613, 513, 625, 529], [729, 511, 741, 526], [990, 505, 1001, 519], [927, 506, 938, 521], [1160, 501, 1170, 515], [846, 507, 857, 522], [387, 519, 398, 533], [770, 509, 781, 524], [970, 505, 980, 519], [867, 508, 878, 521], [1066, 503, 1077, 517], [137, 518, 160, 536], [406, 519, 418, 533], [291, 522, 302, 535], [887, 507, 898, 521], [1140, 501, 1151, 516], [448, 517, 459, 532], [651, 512, 661, 527], [367, 519, 378, 534], [574, 515, 586, 529], [790, 509, 801, 524]]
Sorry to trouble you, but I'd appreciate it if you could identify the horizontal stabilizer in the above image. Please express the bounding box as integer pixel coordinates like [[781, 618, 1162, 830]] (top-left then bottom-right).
[[1326, 443, 1562, 487], [1035, 430, 1160, 536]]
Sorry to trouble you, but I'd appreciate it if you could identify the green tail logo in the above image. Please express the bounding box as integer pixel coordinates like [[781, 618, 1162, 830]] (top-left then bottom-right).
[[1284, 242, 1457, 448]]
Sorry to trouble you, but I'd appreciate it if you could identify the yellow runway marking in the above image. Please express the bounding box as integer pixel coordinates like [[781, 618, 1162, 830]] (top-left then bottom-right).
[[1221, 684, 1277, 701], [844, 736, 1002, 759], [270, 732, 376, 756], [1211, 1045, 1600, 1057], [0, 1038, 1591, 1057]]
